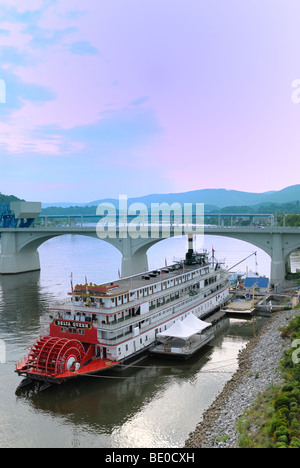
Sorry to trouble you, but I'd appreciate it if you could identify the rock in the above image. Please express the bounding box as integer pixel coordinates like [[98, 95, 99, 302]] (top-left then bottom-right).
[[185, 307, 300, 449]]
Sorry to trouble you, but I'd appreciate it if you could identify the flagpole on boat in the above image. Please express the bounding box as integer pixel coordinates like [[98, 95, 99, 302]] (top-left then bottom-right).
[[70, 272, 75, 314]]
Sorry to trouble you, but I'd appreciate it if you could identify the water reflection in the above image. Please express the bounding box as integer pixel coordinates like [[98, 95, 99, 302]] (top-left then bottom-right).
[[0, 272, 53, 353], [12, 316, 264, 448]]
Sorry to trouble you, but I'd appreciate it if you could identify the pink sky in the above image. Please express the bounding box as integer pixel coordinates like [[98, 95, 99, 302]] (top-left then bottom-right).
[[0, 0, 300, 203]]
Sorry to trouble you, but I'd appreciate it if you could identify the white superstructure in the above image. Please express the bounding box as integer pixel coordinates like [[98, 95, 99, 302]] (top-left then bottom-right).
[[48, 250, 230, 364]]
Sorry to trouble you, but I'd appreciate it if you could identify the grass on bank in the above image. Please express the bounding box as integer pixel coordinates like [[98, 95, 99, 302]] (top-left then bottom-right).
[[236, 313, 300, 448]]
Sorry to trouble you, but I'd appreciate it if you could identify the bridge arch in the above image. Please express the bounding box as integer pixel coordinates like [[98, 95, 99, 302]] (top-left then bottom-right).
[[0, 229, 168, 277], [204, 227, 300, 288], [0, 230, 111, 275], [203, 229, 272, 257], [1, 225, 300, 289]]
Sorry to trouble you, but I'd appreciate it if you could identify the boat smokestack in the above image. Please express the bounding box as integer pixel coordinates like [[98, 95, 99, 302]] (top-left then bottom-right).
[[188, 235, 194, 254], [185, 235, 194, 264]]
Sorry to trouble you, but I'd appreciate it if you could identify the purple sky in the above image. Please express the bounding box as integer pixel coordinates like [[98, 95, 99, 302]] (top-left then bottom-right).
[[1, 0, 300, 203]]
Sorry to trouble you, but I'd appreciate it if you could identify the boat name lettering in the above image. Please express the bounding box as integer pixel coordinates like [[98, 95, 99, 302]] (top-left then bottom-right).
[[54, 320, 92, 329]]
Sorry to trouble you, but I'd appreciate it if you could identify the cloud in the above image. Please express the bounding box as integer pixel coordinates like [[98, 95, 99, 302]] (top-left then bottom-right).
[[0, 45, 35, 67], [0, 28, 10, 36], [0, 66, 55, 115], [24, 24, 77, 49], [70, 40, 99, 56], [0, 101, 164, 202], [130, 97, 149, 107], [2, 0, 300, 202], [0, 0, 46, 14], [0, 0, 164, 153], [0, 96, 161, 158], [71, 106, 161, 146]]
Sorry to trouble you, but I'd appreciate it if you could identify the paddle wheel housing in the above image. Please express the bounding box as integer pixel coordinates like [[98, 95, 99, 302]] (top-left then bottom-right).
[[25, 336, 86, 377]]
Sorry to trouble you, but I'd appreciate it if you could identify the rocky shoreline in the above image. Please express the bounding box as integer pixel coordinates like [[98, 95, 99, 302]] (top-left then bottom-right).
[[185, 307, 300, 448]]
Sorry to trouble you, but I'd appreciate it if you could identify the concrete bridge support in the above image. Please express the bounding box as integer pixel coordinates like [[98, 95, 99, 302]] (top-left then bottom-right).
[[108, 237, 160, 278], [0, 232, 41, 274], [120, 239, 149, 278], [270, 234, 286, 289]]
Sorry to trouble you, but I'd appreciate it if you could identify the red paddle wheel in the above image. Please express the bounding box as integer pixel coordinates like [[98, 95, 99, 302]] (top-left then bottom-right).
[[26, 336, 86, 377]]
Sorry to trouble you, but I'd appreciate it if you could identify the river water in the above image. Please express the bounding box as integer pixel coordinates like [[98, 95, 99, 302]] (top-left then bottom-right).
[[0, 234, 298, 448]]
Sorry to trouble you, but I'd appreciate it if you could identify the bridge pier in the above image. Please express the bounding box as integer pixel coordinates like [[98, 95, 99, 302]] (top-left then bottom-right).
[[270, 233, 286, 290], [0, 232, 40, 274], [121, 250, 149, 278], [114, 238, 150, 278]]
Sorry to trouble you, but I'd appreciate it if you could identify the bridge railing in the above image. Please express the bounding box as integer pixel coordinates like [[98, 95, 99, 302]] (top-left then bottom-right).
[[35, 212, 277, 227], [1, 212, 299, 231]]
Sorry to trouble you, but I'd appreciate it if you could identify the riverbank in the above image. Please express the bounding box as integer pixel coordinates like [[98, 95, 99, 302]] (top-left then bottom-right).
[[185, 305, 300, 448]]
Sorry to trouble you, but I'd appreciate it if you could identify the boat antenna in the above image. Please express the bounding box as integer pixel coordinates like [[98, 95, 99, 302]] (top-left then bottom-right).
[[70, 272, 74, 295]]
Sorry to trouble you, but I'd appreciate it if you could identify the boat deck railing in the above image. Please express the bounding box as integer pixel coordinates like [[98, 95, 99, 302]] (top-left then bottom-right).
[[41, 275, 229, 346], [98, 286, 228, 346]]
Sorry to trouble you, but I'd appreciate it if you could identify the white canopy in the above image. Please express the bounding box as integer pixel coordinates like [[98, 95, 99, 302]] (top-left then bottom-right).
[[158, 320, 197, 340], [157, 314, 211, 340], [183, 313, 211, 332]]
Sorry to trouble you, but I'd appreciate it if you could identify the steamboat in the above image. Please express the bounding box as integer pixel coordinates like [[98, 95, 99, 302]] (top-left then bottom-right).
[[15, 238, 230, 385]]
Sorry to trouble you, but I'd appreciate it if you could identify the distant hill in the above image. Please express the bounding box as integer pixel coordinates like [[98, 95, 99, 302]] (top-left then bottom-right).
[[42, 184, 300, 211], [0, 193, 23, 203], [104, 185, 300, 209]]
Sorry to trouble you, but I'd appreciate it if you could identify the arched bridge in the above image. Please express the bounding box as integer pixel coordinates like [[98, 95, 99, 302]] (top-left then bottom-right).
[[1, 215, 300, 289]]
